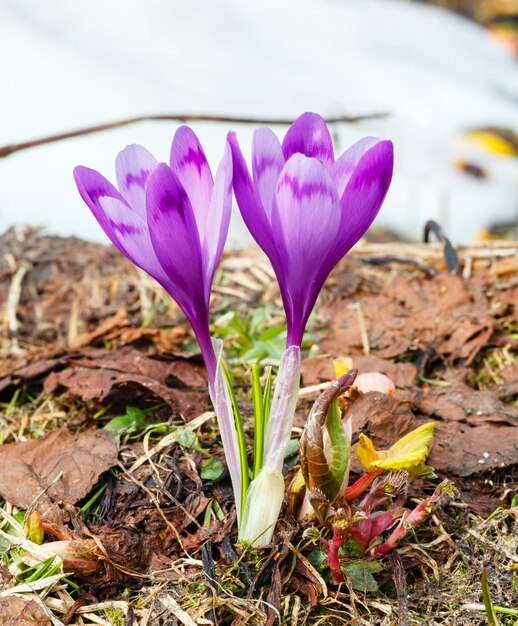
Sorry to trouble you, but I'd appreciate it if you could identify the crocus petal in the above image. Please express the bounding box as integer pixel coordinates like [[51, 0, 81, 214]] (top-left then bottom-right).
[[74, 165, 125, 228], [74, 165, 171, 286], [331, 137, 381, 198], [282, 112, 334, 168], [74, 166, 134, 253], [252, 127, 285, 220], [115, 144, 158, 216], [271, 154, 341, 343], [170, 126, 214, 241], [146, 163, 206, 319], [203, 140, 232, 297], [98, 196, 169, 284], [333, 140, 394, 261], [228, 132, 278, 263]]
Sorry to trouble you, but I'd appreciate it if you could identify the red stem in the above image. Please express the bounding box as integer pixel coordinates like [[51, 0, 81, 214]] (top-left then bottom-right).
[[344, 471, 381, 501], [324, 531, 347, 583]]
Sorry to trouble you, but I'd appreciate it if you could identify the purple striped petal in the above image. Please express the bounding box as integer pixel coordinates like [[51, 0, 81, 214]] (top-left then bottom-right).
[[333, 140, 394, 261], [203, 140, 232, 297], [228, 132, 278, 263], [252, 127, 285, 220], [170, 126, 214, 240], [74, 165, 125, 231], [115, 144, 158, 216], [146, 163, 207, 318], [331, 137, 381, 198], [98, 196, 169, 283], [282, 112, 334, 169], [271, 155, 341, 345], [74, 166, 170, 285]]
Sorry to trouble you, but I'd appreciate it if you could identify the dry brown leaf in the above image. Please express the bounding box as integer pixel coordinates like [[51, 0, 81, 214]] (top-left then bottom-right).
[[0, 596, 52, 625], [0, 428, 117, 519], [319, 274, 498, 363], [43, 349, 209, 419]]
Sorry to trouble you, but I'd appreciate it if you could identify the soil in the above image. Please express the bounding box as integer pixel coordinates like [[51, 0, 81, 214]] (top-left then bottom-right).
[[0, 227, 516, 625]]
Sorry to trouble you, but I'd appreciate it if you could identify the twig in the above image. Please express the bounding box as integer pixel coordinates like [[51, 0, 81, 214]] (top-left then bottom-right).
[[201, 541, 219, 624], [465, 528, 518, 563], [388, 551, 410, 626], [0, 112, 388, 159], [6, 261, 30, 333], [354, 301, 370, 355], [424, 220, 460, 275], [157, 594, 198, 626]]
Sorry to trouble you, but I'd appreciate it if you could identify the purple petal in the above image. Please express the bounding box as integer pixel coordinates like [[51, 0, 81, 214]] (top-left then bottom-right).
[[203, 140, 232, 296], [333, 140, 394, 260], [146, 163, 207, 318], [98, 196, 169, 282], [227, 132, 277, 263], [74, 165, 125, 230], [331, 137, 381, 198], [74, 166, 169, 284], [271, 154, 341, 344], [252, 127, 285, 220], [282, 112, 334, 168], [115, 144, 158, 216], [170, 126, 214, 239]]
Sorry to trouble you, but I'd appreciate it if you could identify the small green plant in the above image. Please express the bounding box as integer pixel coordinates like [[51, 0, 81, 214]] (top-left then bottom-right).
[[212, 308, 288, 363], [103, 405, 167, 446]]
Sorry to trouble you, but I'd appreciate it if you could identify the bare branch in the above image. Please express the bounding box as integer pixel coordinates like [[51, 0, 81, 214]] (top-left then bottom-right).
[[0, 111, 388, 159]]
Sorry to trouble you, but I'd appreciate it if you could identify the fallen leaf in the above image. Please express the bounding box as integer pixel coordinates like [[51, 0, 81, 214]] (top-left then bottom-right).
[[43, 348, 208, 419], [319, 274, 498, 363], [0, 428, 117, 520], [0, 596, 51, 625], [357, 422, 436, 471], [68, 307, 129, 349], [410, 382, 518, 475]]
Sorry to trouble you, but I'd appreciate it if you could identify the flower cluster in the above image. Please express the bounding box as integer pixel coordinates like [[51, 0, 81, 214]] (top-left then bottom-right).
[[295, 361, 452, 583], [74, 113, 394, 545]]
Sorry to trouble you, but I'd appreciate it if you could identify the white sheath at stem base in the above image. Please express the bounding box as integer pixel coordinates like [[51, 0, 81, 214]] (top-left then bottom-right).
[[238, 467, 285, 546], [263, 346, 301, 471], [209, 338, 242, 526], [239, 346, 301, 544]]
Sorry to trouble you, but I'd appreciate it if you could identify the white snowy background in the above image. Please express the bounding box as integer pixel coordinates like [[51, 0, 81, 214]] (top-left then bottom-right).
[[1, 0, 518, 246]]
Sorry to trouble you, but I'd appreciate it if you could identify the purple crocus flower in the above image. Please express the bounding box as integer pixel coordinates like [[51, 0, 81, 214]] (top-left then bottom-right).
[[229, 112, 393, 347], [73, 127, 232, 386]]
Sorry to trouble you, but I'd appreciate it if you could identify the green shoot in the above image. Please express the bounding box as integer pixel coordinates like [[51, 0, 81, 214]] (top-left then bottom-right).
[[326, 401, 350, 485], [203, 499, 226, 525], [81, 482, 108, 515], [262, 366, 273, 428], [6, 388, 22, 416], [142, 295, 161, 327], [22, 556, 62, 583], [481, 566, 500, 626], [251, 364, 265, 478]]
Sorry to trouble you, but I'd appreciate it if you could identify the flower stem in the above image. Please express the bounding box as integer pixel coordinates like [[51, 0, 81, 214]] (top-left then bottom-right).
[[323, 530, 347, 583], [344, 471, 381, 501], [193, 322, 217, 388]]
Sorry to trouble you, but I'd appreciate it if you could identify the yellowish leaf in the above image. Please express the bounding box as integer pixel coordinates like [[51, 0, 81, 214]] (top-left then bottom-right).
[[357, 422, 437, 471], [333, 357, 354, 379], [356, 433, 379, 469], [462, 130, 517, 157]]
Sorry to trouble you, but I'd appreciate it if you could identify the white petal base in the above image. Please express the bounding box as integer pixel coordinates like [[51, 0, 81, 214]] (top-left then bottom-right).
[[238, 467, 285, 546]]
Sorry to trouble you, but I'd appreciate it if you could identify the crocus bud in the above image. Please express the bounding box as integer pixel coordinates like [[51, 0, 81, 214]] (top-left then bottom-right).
[[238, 467, 285, 546]]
